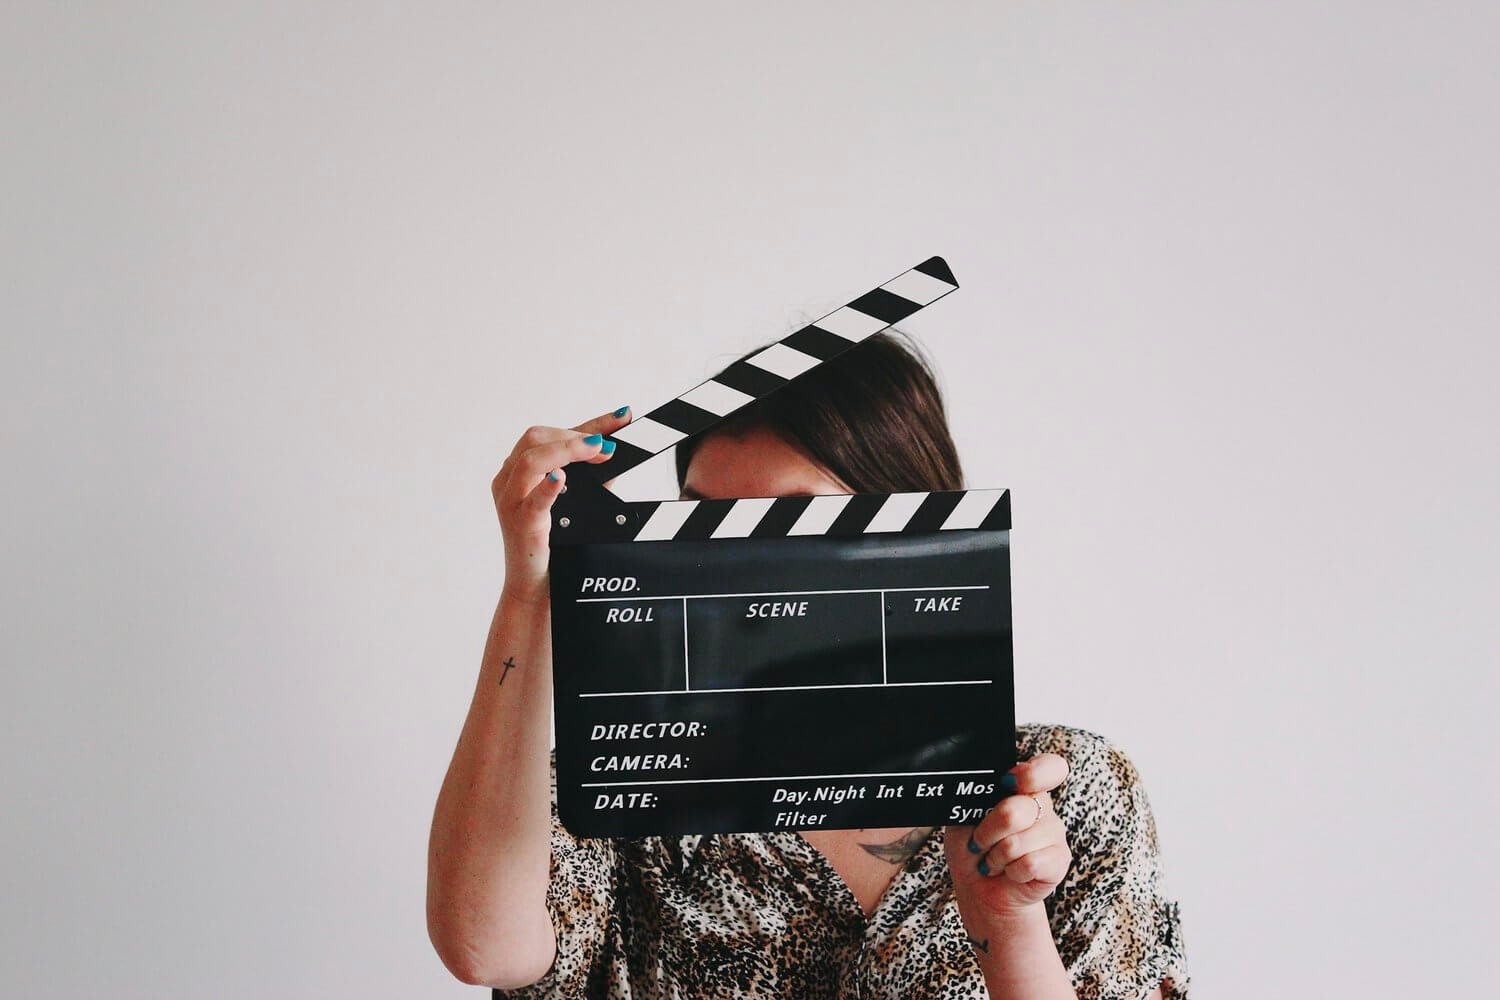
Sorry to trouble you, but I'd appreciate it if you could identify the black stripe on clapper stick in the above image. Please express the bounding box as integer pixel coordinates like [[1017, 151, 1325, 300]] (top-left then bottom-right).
[[826, 494, 889, 536], [748, 495, 814, 538], [914, 255, 957, 284], [606, 438, 655, 474], [712, 360, 787, 400], [782, 325, 855, 361], [977, 490, 1012, 531], [846, 287, 924, 325], [673, 498, 735, 540], [647, 398, 722, 438], [903, 491, 966, 532]]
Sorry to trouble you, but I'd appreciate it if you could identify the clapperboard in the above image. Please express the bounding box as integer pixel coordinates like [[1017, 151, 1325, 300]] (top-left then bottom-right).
[[549, 257, 1014, 837]]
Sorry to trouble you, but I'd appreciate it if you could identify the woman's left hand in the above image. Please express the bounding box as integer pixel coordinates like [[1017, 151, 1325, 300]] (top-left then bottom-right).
[[943, 753, 1073, 918]]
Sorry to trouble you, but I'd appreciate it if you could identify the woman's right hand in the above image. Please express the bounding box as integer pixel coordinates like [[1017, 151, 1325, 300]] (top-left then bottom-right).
[[492, 405, 633, 608]]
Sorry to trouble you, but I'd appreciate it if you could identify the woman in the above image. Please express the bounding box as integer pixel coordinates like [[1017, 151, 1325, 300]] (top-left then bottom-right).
[[428, 330, 1190, 999]]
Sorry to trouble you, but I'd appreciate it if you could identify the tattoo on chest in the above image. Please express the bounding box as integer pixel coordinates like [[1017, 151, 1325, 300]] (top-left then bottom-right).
[[858, 826, 935, 865], [967, 933, 990, 955]]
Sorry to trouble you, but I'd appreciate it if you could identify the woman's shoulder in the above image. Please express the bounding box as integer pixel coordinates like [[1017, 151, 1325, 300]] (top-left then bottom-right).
[[1019, 725, 1189, 998], [1016, 721, 1161, 844], [1017, 719, 1120, 759], [1016, 721, 1141, 775]]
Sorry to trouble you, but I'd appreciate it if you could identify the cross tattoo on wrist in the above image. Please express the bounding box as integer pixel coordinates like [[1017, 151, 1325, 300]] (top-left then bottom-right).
[[498, 656, 517, 687]]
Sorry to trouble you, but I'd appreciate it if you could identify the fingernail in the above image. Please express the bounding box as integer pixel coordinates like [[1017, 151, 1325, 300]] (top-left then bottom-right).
[[977, 858, 990, 876], [547, 470, 560, 482], [583, 433, 603, 445], [600, 440, 616, 455], [613, 405, 630, 418], [1000, 773, 1018, 794], [966, 835, 981, 855]]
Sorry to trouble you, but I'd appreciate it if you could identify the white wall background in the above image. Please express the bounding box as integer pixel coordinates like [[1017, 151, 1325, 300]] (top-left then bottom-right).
[[3, 2, 1496, 997]]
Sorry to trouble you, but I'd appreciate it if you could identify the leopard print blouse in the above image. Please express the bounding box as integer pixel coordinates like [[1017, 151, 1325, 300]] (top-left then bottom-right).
[[493, 723, 1189, 999]]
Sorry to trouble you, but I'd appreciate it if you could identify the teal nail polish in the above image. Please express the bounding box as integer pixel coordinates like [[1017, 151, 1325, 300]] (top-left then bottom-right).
[[600, 440, 616, 455], [613, 405, 630, 418], [1000, 773, 1018, 794], [977, 858, 990, 876], [583, 433, 603, 445], [966, 835, 981, 854], [547, 470, 560, 482]]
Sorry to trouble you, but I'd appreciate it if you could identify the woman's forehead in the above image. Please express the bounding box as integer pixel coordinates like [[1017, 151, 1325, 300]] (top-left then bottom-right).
[[681, 428, 850, 499]]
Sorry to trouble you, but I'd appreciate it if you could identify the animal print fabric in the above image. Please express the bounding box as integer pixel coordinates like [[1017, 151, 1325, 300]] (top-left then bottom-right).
[[493, 723, 1189, 999]]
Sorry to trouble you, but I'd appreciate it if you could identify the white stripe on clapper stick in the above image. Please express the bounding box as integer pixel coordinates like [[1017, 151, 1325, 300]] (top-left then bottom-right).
[[787, 494, 854, 535], [862, 492, 929, 533], [611, 416, 689, 453], [744, 342, 822, 380], [880, 268, 956, 306], [680, 380, 755, 417], [636, 500, 699, 541], [709, 497, 777, 538], [814, 306, 891, 340], [940, 490, 1004, 530]]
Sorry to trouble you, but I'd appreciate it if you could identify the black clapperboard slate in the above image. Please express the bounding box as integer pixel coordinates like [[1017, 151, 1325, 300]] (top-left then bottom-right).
[[549, 257, 1015, 837]]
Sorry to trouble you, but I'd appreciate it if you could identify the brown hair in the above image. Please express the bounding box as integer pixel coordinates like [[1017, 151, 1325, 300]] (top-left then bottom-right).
[[674, 328, 965, 495]]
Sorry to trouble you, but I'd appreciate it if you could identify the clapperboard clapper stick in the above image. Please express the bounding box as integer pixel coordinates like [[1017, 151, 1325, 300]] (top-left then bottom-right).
[[549, 256, 1015, 837]]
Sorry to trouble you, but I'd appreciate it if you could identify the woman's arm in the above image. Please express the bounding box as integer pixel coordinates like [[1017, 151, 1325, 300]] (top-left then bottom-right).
[[948, 727, 1189, 999], [426, 589, 559, 988], [427, 411, 628, 988], [962, 903, 1076, 998], [964, 906, 1166, 999], [947, 752, 1078, 999]]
